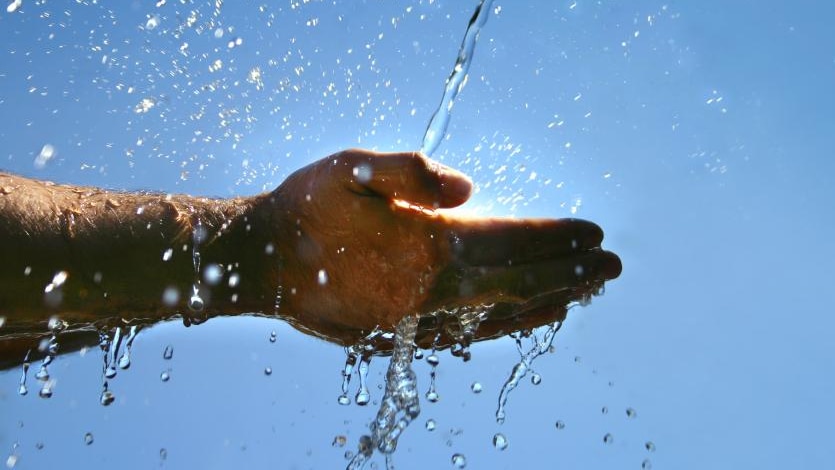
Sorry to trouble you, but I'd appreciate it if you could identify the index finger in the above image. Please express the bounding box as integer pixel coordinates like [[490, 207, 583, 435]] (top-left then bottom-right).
[[442, 217, 606, 267]]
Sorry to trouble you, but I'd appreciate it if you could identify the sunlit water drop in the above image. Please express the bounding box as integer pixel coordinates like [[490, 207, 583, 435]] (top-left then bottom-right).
[[425, 419, 436, 431], [603, 433, 614, 444], [555, 420, 566, 430], [470, 382, 482, 394], [84, 433, 94, 445], [163, 345, 174, 360], [451, 453, 467, 468]]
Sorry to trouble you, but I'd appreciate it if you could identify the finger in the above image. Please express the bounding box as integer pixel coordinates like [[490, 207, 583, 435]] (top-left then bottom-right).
[[339, 149, 473, 209], [428, 248, 621, 307], [443, 217, 605, 267]]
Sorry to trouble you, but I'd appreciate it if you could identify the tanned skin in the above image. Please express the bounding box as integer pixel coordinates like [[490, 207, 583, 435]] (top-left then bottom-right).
[[0, 149, 621, 366]]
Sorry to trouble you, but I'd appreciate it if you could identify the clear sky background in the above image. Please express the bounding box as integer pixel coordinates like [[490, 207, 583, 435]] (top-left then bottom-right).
[[1, 1, 834, 469]]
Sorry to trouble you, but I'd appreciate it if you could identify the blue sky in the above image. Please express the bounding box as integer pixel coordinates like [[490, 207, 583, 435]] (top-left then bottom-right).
[[1, 1, 834, 469]]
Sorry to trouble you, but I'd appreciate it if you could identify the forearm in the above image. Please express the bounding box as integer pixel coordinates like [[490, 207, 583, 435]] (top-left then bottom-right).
[[0, 172, 275, 329]]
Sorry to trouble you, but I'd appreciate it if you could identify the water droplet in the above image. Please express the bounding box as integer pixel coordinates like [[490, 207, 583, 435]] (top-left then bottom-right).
[[426, 354, 439, 366], [146, 15, 160, 30], [38, 382, 53, 399], [203, 264, 222, 285], [492, 433, 508, 451], [5, 454, 17, 468], [162, 248, 173, 261], [642, 459, 653, 469], [104, 366, 117, 379], [337, 395, 350, 406], [626, 407, 637, 418], [162, 286, 179, 306], [18, 384, 27, 396], [160, 448, 167, 460], [163, 345, 174, 360], [84, 433, 94, 445], [264, 367, 272, 376], [6, 0, 22, 14], [228, 273, 240, 288], [332, 435, 347, 447], [531, 373, 542, 385], [425, 390, 439, 402], [451, 453, 467, 468], [355, 390, 370, 406], [645, 441, 656, 452], [343, 450, 354, 460], [317, 269, 328, 285], [188, 289, 204, 312], [117, 354, 130, 370], [414, 350, 424, 360], [470, 382, 482, 394], [160, 370, 170, 382], [100, 390, 115, 406], [555, 420, 566, 430], [601, 406, 609, 415], [0, 316, 5, 328], [35, 442, 44, 450], [425, 419, 436, 431], [603, 433, 614, 444], [352, 163, 373, 183]]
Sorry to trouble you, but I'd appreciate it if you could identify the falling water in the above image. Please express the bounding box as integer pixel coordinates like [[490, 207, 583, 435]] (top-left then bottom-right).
[[117, 325, 139, 369], [419, 0, 495, 156], [495, 321, 563, 424], [186, 218, 206, 324], [347, 315, 420, 469], [18, 350, 30, 396]]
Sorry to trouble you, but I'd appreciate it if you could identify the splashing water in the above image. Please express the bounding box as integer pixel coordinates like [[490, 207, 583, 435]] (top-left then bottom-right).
[[495, 321, 563, 424], [419, 0, 495, 156], [348, 315, 420, 469]]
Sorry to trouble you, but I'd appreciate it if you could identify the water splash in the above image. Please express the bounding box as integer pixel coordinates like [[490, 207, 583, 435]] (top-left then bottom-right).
[[419, 0, 495, 156], [495, 321, 563, 424], [347, 315, 420, 469]]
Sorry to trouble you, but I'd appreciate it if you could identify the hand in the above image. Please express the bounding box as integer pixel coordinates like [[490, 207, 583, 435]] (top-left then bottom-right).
[[259, 149, 622, 339]]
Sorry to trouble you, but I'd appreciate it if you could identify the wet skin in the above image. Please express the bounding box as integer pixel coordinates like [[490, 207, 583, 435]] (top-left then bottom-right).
[[0, 149, 621, 367]]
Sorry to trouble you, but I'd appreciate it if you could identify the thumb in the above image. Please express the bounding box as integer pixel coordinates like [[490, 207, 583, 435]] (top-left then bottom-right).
[[340, 149, 473, 209]]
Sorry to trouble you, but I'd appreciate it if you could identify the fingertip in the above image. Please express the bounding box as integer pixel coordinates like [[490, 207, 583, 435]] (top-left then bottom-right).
[[438, 168, 473, 208], [600, 250, 622, 280]]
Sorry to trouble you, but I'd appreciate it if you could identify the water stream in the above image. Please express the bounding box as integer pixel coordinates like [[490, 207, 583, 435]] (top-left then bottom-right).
[[419, 0, 494, 157]]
